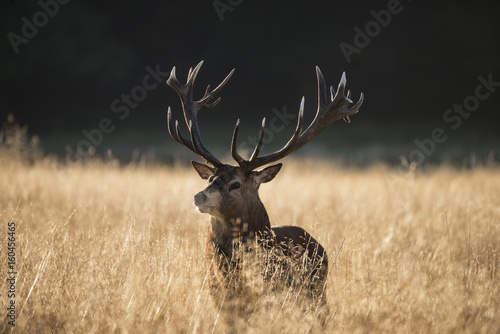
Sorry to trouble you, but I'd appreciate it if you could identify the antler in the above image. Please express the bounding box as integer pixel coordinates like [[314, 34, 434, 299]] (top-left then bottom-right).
[[167, 60, 234, 168], [231, 67, 364, 172]]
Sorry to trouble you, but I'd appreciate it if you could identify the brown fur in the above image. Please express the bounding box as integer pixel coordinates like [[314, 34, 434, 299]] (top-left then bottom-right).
[[192, 163, 328, 307]]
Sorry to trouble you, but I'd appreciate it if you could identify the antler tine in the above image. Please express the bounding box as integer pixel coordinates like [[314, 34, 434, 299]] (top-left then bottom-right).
[[345, 89, 353, 103], [249, 118, 266, 162], [250, 97, 304, 167], [343, 90, 353, 123], [166, 61, 234, 167], [231, 67, 363, 172], [231, 119, 247, 167], [186, 61, 204, 91], [201, 69, 235, 105], [232, 97, 305, 172], [316, 66, 329, 108], [167, 107, 205, 155], [293, 70, 362, 148], [167, 66, 180, 91], [348, 92, 364, 114], [336, 72, 347, 101], [167, 107, 181, 143], [175, 120, 194, 148]]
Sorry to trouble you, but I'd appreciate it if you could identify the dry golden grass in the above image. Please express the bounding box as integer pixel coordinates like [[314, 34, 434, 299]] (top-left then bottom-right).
[[1, 129, 499, 333]]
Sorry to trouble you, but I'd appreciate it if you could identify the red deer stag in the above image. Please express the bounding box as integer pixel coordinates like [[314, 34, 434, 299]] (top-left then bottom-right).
[[165, 61, 363, 307]]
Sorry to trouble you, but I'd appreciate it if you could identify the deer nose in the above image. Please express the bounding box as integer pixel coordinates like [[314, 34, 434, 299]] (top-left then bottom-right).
[[194, 192, 207, 205]]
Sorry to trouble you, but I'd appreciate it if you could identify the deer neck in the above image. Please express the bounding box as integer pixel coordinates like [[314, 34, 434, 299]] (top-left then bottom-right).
[[239, 196, 271, 232], [208, 197, 271, 254]]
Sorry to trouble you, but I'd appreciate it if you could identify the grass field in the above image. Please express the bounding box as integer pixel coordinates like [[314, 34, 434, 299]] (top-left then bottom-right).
[[1, 125, 499, 333]]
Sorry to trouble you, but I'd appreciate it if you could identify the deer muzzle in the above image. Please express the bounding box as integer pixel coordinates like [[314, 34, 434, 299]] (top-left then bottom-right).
[[193, 191, 216, 214], [194, 191, 207, 206]]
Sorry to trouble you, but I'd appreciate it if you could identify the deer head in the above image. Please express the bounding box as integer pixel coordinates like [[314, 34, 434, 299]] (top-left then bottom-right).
[[166, 60, 363, 234], [191, 162, 281, 224]]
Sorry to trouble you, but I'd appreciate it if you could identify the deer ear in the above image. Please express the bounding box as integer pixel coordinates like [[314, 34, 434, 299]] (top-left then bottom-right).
[[254, 163, 282, 184], [191, 161, 216, 179]]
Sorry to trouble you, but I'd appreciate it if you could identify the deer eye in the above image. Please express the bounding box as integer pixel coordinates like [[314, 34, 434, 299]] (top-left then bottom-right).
[[229, 182, 240, 191], [208, 176, 215, 182]]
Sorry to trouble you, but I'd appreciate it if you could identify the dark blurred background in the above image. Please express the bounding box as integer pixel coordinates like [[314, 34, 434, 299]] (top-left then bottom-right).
[[1, 0, 499, 167]]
